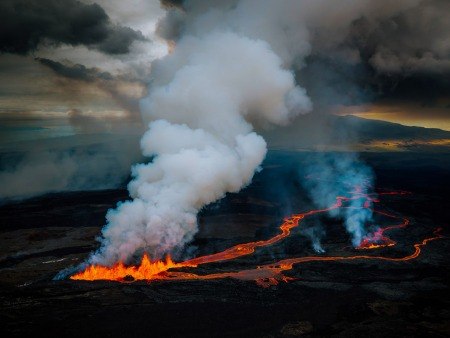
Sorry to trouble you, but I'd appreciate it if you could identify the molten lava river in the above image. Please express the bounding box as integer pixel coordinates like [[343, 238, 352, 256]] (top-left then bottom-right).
[[71, 188, 443, 287]]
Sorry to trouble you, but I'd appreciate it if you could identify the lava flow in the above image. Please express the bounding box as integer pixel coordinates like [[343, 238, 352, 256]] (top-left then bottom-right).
[[70, 188, 444, 285], [70, 254, 191, 281], [356, 210, 410, 250], [70, 196, 346, 282]]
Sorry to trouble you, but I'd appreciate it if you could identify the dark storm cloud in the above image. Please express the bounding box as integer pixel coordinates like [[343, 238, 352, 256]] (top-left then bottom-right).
[[364, 0, 449, 75], [35, 57, 114, 81], [160, 0, 185, 9], [0, 0, 146, 55], [279, 0, 449, 111], [35, 57, 144, 115], [340, 0, 450, 103], [158, 0, 449, 106]]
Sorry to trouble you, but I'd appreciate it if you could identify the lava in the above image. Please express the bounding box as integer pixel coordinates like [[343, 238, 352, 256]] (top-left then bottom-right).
[[70, 187, 444, 285], [356, 209, 410, 249], [70, 254, 192, 281], [70, 197, 345, 281], [155, 227, 444, 288]]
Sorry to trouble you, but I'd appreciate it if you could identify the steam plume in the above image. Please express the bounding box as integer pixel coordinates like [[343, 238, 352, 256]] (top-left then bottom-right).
[[302, 153, 374, 246], [89, 0, 423, 265], [91, 31, 310, 264]]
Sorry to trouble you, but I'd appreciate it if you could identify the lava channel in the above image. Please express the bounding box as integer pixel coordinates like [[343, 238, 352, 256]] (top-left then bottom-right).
[[70, 188, 444, 285]]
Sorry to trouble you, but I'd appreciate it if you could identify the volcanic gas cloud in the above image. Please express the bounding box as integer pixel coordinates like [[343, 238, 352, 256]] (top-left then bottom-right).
[[71, 1, 434, 271]]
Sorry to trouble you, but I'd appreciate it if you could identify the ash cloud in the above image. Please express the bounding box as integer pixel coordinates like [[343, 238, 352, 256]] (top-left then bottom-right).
[[0, 0, 146, 55]]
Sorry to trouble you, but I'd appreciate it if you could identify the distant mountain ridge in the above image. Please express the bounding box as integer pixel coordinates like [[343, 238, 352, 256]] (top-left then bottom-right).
[[263, 114, 450, 150], [0, 115, 448, 154], [335, 115, 450, 141]]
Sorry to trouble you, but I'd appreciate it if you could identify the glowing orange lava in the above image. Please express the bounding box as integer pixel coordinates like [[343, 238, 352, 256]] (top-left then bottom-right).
[[70, 187, 444, 286], [70, 254, 193, 281]]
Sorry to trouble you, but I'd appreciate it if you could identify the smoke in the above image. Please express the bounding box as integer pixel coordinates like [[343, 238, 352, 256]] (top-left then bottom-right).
[[302, 224, 326, 253], [301, 152, 374, 246], [89, 0, 435, 264], [0, 151, 77, 200], [91, 30, 310, 265], [0, 135, 142, 201]]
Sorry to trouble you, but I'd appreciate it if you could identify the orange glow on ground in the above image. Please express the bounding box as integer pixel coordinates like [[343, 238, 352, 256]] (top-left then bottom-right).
[[71, 254, 193, 281], [70, 187, 444, 286]]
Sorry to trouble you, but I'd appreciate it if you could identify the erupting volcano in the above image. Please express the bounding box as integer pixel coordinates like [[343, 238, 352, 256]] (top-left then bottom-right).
[[2, 0, 449, 336], [70, 187, 443, 286]]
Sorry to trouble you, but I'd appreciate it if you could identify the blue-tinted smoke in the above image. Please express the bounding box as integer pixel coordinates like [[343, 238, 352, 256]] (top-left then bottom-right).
[[301, 152, 374, 246]]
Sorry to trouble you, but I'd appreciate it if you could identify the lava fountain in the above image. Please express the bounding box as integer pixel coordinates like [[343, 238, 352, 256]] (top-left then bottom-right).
[[71, 254, 192, 282]]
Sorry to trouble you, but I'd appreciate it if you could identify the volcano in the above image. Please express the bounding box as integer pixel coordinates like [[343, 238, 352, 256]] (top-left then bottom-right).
[[0, 151, 449, 337], [69, 187, 442, 287]]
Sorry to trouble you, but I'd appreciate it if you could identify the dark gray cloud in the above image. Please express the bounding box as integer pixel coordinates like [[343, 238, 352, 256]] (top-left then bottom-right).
[[160, 0, 184, 9], [339, 0, 450, 103], [35, 57, 114, 81], [0, 0, 146, 55], [35, 57, 144, 115], [157, 0, 449, 107], [365, 0, 449, 75]]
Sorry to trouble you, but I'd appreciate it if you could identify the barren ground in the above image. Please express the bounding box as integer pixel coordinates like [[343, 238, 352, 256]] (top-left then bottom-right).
[[1, 151, 449, 337]]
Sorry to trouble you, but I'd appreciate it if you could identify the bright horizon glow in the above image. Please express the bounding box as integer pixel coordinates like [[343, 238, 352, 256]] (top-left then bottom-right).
[[334, 102, 450, 131], [347, 112, 450, 131]]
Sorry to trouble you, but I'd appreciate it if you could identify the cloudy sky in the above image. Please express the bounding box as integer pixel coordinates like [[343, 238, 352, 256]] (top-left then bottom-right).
[[0, 0, 168, 143], [0, 0, 449, 201], [0, 0, 449, 143]]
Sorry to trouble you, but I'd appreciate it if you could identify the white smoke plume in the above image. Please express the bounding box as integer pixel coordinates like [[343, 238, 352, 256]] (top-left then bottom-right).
[[91, 30, 311, 265], [302, 224, 326, 253], [90, 0, 427, 265]]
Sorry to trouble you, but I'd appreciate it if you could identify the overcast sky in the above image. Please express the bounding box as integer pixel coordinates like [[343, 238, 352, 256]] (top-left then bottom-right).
[[0, 0, 449, 201], [0, 0, 449, 140]]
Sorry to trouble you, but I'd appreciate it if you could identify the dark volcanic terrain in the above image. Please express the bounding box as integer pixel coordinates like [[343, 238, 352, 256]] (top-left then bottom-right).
[[1, 151, 449, 337]]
